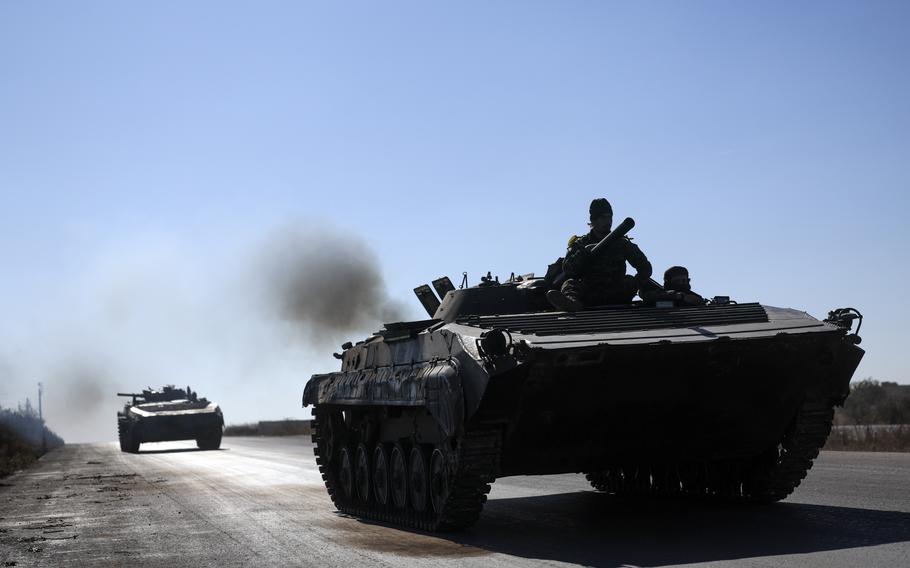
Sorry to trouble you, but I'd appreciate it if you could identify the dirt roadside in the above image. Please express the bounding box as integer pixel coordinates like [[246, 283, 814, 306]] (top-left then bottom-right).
[[0, 444, 187, 567]]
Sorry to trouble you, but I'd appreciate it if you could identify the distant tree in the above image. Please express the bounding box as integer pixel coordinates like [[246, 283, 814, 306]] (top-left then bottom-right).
[[886, 396, 910, 424], [840, 379, 910, 425], [843, 380, 885, 424], [0, 404, 64, 455]]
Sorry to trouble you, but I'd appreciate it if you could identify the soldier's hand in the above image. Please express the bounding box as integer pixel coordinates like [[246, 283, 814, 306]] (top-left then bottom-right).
[[573, 246, 593, 266], [682, 293, 706, 306]]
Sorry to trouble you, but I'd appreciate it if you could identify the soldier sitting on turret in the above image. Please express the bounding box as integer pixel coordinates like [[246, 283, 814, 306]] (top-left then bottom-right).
[[662, 266, 706, 306], [547, 198, 652, 312]]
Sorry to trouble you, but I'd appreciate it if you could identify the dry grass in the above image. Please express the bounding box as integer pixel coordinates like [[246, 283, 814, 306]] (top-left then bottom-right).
[[1, 428, 37, 477], [224, 420, 311, 437], [824, 425, 910, 452], [0, 408, 64, 477], [223, 422, 260, 436]]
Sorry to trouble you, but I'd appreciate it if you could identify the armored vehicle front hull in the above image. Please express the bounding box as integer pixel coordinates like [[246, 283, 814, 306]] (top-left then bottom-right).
[[481, 328, 860, 476], [304, 301, 864, 530], [118, 399, 224, 453]]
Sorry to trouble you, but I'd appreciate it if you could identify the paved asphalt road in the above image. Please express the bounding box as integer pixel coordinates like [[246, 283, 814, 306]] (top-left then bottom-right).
[[1, 437, 908, 567]]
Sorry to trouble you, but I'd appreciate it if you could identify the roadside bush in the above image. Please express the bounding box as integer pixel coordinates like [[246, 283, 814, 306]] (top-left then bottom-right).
[[0, 404, 64, 477], [825, 425, 910, 452], [223, 423, 260, 436], [827, 379, 910, 452], [836, 379, 910, 425], [223, 420, 311, 437]]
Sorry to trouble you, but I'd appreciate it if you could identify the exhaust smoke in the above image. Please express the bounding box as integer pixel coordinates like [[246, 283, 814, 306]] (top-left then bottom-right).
[[256, 226, 406, 346]]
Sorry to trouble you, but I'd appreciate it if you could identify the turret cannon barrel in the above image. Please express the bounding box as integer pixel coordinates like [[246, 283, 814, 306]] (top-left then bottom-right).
[[117, 392, 144, 404]]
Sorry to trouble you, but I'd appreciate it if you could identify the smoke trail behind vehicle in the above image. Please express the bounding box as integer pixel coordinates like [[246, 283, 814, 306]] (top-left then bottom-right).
[[255, 225, 406, 344], [0, 222, 410, 443]]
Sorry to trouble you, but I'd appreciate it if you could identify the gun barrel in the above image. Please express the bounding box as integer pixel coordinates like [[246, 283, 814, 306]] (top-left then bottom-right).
[[117, 393, 141, 397], [551, 217, 636, 288], [590, 217, 635, 255]]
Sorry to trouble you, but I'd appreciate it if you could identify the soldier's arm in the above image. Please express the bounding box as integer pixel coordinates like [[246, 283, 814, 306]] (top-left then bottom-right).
[[682, 292, 706, 306], [562, 236, 591, 277], [624, 239, 653, 284]]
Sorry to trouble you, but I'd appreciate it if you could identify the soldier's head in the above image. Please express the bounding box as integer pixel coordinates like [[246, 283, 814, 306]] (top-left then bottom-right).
[[589, 198, 613, 234], [664, 266, 691, 292]]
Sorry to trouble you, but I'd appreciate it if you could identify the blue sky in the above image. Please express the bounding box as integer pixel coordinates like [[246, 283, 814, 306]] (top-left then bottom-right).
[[1, 2, 908, 440]]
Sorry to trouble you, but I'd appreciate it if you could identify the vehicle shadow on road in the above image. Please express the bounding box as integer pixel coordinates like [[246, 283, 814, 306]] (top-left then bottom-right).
[[137, 448, 228, 455], [445, 491, 910, 567]]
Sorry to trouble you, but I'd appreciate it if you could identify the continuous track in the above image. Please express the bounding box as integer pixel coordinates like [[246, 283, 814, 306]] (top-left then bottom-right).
[[117, 419, 139, 453], [585, 399, 836, 502], [312, 409, 502, 531]]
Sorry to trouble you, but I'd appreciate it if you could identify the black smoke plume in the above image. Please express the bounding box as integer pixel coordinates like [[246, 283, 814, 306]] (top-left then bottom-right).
[[257, 225, 406, 346]]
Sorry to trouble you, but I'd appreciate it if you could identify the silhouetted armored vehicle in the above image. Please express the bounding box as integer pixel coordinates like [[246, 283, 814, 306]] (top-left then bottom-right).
[[117, 385, 223, 453], [303, 219, 864, 531]]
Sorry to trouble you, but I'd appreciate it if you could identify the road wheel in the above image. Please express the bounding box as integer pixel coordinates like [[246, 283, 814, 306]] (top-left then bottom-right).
[[354, 443, 371, 502], [389, 443, 408, 509], [409, 446, 428, 512], [197, 427, 223, 451], [373, 444, 390, 507], [315, 408, 344, 464], [429, 447, 450, 514], [338, 446, 354, 500]]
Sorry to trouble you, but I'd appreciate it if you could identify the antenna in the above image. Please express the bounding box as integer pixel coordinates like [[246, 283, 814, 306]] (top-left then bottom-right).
[[38, 382, 46, 453]]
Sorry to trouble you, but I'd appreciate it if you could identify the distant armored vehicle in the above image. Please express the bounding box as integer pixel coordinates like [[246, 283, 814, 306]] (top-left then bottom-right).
[[117, 385, 223, 453], [303, 220, 864, 531]]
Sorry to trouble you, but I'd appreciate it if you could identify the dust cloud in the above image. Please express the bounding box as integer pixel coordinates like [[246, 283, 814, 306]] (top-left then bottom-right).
[[0, 222, 411, 443], [44, 357, 120, 446]]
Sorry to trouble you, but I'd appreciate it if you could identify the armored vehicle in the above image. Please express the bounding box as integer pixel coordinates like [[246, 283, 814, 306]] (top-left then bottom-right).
[[117, 385, 223, 453], [303, 220, 864, 531]]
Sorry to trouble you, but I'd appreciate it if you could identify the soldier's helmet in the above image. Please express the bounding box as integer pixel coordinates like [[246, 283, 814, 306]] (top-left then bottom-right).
[[589, 198, 613, 221]]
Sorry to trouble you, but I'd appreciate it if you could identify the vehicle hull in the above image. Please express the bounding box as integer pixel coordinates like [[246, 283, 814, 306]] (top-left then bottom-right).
[[303, 300, 865, 530], [117, 398, 224, 452], [480, 331, 863, 476], [126, 412, 225, 444]]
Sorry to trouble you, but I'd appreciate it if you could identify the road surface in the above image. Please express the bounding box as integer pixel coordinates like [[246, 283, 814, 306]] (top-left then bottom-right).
[[1, 437, 908, 567]]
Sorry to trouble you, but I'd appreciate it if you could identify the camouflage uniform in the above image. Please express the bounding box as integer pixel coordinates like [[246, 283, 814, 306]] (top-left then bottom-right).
[[560, 231, 652, 305]]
